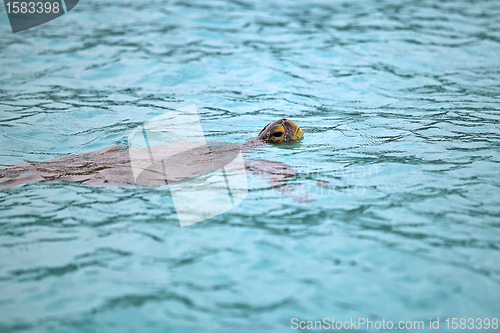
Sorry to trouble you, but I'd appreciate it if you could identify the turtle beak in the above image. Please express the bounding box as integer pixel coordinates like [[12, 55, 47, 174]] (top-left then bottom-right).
[[288, 123, 304, 143], [293, 126, 304, 143]]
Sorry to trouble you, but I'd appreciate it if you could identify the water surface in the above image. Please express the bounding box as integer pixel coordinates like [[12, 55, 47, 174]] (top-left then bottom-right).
[[1, 0, 499, 332]]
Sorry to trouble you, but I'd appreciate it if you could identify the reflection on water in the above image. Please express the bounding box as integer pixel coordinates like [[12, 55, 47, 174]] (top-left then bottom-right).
[[0, 0, 499, 332]]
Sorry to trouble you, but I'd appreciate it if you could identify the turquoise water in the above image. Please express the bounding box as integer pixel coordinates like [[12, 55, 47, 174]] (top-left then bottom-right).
[[1, 0, 500, 332]]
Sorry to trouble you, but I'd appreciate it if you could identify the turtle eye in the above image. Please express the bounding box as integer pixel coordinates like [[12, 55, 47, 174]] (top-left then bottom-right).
[[271, 132, 284, 138]]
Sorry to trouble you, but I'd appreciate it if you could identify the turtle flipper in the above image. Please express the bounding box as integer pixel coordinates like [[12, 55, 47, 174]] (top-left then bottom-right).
[[244, 158, 314, 203]]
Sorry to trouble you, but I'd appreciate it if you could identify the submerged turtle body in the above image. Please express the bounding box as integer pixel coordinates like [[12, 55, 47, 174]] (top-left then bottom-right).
[[0, 118, 304, 189]]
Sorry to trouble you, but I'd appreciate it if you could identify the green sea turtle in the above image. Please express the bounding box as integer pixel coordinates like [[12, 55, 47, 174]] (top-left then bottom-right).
[[243, 118, 304, 147], [0, 118, 305, 196]]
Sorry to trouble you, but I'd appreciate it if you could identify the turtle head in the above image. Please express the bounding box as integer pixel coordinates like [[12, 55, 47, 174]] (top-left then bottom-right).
[[257, 118, 304, 144]]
